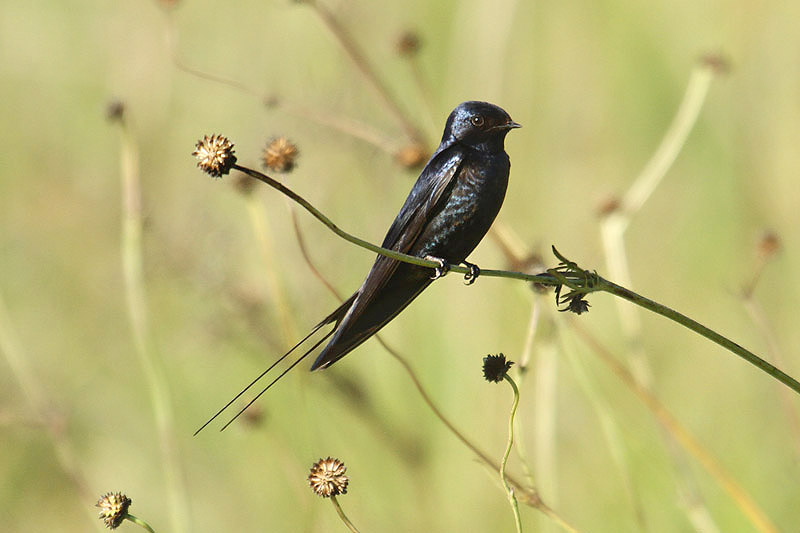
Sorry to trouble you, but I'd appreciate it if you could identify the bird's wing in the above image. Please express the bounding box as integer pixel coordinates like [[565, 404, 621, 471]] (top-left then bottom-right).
[[337, 149, 465, 327], [380, 146, 463, 251], [309, 147, 466, 369]]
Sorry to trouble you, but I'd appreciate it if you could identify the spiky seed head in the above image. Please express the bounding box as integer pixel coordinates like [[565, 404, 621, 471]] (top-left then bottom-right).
[[193, 134, 237, 178], [308, 457, 349, 498], [482, 353, 514, 383], [262, 137, 299, 173], [96, 492, 131, 529]]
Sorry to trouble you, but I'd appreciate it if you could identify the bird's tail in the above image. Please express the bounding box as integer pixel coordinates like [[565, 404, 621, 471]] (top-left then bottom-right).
[[194, 294, 356, 435]]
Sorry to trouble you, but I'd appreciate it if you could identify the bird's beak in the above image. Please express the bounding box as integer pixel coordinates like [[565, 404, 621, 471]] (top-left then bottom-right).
[[490, 120, 521, 133]]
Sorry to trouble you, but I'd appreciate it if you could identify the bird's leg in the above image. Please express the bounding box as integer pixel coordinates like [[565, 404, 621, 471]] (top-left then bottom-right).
[[424, 255, 450, 280], [460, 260, 481, 285]]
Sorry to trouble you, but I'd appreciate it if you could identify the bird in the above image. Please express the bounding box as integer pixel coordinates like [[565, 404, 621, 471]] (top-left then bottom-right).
[[196, 101, 520, 433]]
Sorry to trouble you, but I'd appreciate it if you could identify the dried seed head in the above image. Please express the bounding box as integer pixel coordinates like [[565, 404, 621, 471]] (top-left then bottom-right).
[[396, 31, 421, 56], [105, 100, 125, 122], [308, 457, 349, 498], [757, 230, 780, 259], [96, 492, 131, 529], [562, 294, 590, 315], [193, 134, 237, 178], [394, 143, 429, 169], [262, 137, 299, 173], [700, 53, 731, 75], [482, 353, 514, 383], [596, 196, 620, 217], [263, 95, 281, 108]]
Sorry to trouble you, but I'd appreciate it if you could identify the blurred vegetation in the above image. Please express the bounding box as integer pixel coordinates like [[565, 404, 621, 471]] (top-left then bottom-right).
[[2, 0, 800, 531]]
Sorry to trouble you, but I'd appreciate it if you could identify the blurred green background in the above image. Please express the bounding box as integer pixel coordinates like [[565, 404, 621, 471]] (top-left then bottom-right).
[[2, 0, 800, 531]]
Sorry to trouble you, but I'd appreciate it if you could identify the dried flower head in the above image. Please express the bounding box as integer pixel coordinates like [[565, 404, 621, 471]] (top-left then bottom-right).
[[308, 457, 349, 497], [396, 30, 421, 56], [193, 134, 237, 178], [700, 53, 731, 75], [394, 143, 429, 169], [558, 294, 590, 315], [263, 94, 280, 108], [596, 196, 620, 217], [105, 100, 125, 122], [757, 230, 781, 259], [483, 353, 514, 383], [262, 137, 299, 173], [96, 492, 131, 529]]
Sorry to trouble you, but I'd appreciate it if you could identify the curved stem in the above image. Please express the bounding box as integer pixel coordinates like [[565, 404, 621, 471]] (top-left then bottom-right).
[[330, 495, 360, 533], [287, 214, 577, 527], [126, 514, 157, 533], [306, 0, 427, 146], [232, 164, 439, 270], [598, 278, 800, 396], [502, 375, 523, 533], [229, 164, 800, 400], [570, 321, 779, 533], [120, 118, 189, 533]]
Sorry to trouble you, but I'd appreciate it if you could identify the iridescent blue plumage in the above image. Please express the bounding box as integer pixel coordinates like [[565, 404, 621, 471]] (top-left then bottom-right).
[[197, 101, 519, 433], [311, 101, 519, 369]]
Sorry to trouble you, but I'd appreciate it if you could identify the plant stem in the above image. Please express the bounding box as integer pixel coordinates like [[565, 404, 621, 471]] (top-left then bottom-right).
[[288, 215, 579, 529], [307, 0, 427, 146], [570, 321, 779, 533], [330, 495, 360, 533], [232, 164, 438, 270], [126, 514, 157, 533], [597, 278, 800, 396], [119, 117, 189, 533], [228, 164, 800, 400], [502, 375, 523, 533]]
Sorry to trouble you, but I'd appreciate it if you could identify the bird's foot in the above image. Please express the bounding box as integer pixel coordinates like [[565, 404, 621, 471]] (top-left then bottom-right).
[[461, 260, 481, 285], [424, 255, 450, 279]]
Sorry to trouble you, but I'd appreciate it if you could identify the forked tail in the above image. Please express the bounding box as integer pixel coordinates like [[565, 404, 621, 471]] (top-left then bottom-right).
[[193, 295, 355, 435]]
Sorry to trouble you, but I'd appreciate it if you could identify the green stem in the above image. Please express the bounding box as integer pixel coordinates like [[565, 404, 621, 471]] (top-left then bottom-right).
[[307, 0, 427, 146], [232, 164, 438, 270], [119, 118, 189, 533], [330, 495, 360, 533], [598, 278, 800, 395], [502, 375, 523, 533], [126, 514, 157, 533], [230, 164, 800, 400]]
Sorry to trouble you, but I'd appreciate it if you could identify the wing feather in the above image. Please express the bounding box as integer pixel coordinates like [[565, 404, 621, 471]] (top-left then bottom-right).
[[310, 147, 465, 369], [347, 149, 464, 314]]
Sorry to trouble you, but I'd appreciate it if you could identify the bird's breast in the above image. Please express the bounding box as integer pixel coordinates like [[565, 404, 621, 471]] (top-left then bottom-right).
[[411, 152, 510, 262]]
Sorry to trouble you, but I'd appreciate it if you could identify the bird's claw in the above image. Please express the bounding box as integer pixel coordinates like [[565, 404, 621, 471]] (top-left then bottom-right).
[[461, 261, 480, 285], [425, 255, 450, 280]]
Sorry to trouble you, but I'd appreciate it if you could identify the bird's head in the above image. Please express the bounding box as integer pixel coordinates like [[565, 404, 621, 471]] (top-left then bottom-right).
[[443, 101, 521, 153]]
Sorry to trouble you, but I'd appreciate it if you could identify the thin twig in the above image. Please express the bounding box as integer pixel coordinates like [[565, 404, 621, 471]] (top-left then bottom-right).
[[126, 514, 157, 533], [118, 116, 190, 533], [244, 195, 298, 344], [599, 56, 726, 529], [330, 495, 360, 533], [229, 163, 800, 398], [163, 9, 403, 156], [598, 278, 800, 397], [287, 213, 578, 530], [501, 375, 523, 533], [570, 321, 779, 533], [0, 292, 97, 527], [307, 0, 427, 146]]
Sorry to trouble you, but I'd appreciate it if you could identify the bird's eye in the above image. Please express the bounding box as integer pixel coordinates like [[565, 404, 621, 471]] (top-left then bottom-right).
[[470, 115, 484, 127]]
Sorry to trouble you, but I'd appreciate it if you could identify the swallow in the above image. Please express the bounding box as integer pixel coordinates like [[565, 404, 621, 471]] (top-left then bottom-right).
[[196, 101, 519, 433]]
